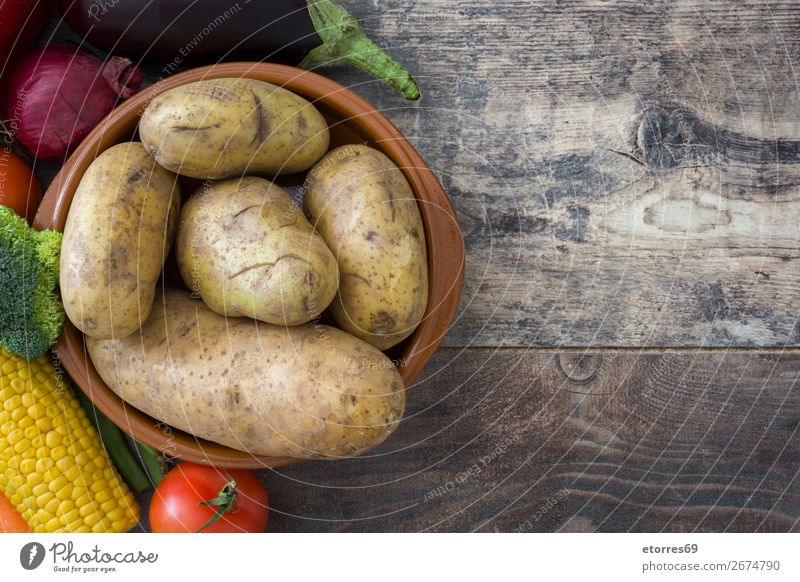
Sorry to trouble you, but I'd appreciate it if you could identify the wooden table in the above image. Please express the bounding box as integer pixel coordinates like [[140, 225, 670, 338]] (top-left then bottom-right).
[[52, 1, 800, 532]]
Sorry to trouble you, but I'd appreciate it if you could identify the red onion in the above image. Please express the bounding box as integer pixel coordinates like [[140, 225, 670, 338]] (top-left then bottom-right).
[[5, 43, 142, 160]]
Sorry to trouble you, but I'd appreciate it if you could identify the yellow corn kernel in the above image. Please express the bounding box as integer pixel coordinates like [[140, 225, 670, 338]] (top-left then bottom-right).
[[13, 437, 31, 454], [60, 508, 81, 526], [78, 503, 96, 518], [58, 499, 75, 514], [94, 489, 112, 504], [43, 495, 60, 515], [105, 506, 127, 523], [32, 510, 53, 526], [38, 393, 56, 407], [92, 516, 113, 533], [64, 464, 82, 483], [26, 472, 43, 487], [35, 457, 54, 474], [55, 483, 74, 502], [84, 512, 101, 528], [71, 485, 88, 502], [74, 450, 90, 467], [0, 349, 139, 533], [19, 458, 36, 474], [48, 475, 68, 493], [47, 404, 63, 421], [10, 377, 27, 393], [44, 430, 61, 449], [4, 394, 21, 412], [78, 434, 95, 450], [28, 401, 46, 418], [55, 455, 75, 473], [31, 482, 49, 498], [7, 428, 24, 446]]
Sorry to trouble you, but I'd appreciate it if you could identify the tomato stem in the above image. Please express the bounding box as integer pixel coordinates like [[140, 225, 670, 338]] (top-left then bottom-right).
[[196, 472, 239, 533]]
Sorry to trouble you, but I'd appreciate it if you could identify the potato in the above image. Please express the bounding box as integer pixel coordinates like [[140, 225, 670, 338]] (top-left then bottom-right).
[[86, 288, 405, 459], [176, 177, 338, 325], [60, 142, 180, 340], [139, 78, 330, 179], [304, 145, 428, 350]]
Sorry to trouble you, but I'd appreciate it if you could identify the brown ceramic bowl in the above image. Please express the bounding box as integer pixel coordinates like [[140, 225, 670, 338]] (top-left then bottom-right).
[[33, 63, 464, 469]]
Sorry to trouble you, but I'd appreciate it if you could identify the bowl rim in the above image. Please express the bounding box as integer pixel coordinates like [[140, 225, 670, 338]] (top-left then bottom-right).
[[34, 62, 465, 469]]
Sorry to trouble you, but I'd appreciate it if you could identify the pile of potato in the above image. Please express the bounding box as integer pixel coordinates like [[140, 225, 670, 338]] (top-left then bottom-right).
[[59, 78, 428, 459]]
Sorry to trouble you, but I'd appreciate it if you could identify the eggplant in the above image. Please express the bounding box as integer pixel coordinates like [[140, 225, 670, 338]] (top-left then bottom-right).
[[59, 0, 419, 99], [0, 0, 52, 78]]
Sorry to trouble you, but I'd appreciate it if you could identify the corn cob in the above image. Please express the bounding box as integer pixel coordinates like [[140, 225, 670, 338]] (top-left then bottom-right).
[[0, 348, 139, 532]]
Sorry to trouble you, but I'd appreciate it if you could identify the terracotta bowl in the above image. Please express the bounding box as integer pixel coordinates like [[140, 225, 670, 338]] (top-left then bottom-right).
[[33, 63, 464, 469]]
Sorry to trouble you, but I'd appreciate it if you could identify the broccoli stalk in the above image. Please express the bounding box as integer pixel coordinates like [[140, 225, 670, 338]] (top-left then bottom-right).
[[0, 205, 64, 360]]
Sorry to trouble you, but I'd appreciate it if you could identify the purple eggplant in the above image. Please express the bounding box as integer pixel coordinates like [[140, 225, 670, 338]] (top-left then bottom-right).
[[59, 0, 419, 99]]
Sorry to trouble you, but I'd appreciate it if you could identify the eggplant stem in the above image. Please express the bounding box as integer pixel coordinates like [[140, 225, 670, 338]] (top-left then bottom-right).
[[300, 0, 420, 100]]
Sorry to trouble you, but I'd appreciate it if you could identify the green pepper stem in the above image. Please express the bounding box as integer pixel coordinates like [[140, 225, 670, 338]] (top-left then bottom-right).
[[75, 390, 151, 494], [300, 0, 420, 100], [134, 440, 166, 487]]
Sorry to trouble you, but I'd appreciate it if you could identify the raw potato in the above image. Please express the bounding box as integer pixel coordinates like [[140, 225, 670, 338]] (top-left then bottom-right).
[[304, 145, 429, 350], [60, 142, 180, 340], [86, 288, 406, 459], [176, 177, 338, 325], [139, 78, 330, 179]]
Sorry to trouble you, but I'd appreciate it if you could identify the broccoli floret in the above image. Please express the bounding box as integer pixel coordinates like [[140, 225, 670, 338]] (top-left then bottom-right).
[[0, 205, 64, 360]]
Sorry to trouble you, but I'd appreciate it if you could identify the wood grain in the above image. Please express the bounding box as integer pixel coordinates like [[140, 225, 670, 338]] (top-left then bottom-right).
[[264, 348, 800, 532], [322, 0, 800, 348], [133, 348, 800, 532]]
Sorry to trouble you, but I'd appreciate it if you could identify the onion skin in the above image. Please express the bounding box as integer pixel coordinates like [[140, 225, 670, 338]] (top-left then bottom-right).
[[4, 43, 143, 161]]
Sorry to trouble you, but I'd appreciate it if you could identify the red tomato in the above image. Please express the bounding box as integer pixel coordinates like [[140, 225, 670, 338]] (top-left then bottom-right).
[[0, 150, 40, 223], [149, 463, 269, 533]]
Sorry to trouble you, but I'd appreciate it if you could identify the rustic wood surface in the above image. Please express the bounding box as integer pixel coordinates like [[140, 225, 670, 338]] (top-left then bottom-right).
[[132, 348, 800, 532], [40, 1, 800, 531], [336, 0, 800, 349]]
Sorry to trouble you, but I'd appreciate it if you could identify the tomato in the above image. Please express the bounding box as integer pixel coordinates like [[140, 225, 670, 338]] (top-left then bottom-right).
[[0, 150, 40, 224], [149, 463, 269, 533]]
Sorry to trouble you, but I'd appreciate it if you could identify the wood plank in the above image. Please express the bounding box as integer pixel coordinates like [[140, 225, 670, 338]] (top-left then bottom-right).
[[322, 0, 800, 347], [134, 348, 800, 532]]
